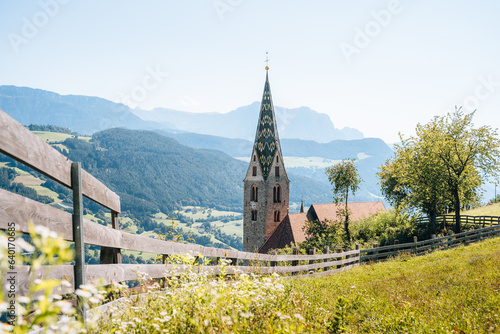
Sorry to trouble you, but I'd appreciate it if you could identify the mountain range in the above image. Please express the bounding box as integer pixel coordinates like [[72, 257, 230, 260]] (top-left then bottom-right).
[[0, 85, 362, 143], [134, 102, 363, 143], [0, 85, 395, 209]]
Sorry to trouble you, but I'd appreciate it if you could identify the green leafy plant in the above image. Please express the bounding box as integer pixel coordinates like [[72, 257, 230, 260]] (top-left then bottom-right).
[[0, 224, 81, 333]]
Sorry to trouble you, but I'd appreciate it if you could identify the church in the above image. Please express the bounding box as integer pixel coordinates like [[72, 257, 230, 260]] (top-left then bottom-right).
[[243, 65, 386, 253]]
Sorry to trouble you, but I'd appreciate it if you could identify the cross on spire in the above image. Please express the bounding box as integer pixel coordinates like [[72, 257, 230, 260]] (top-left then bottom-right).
[[265, 51, 269, 70]]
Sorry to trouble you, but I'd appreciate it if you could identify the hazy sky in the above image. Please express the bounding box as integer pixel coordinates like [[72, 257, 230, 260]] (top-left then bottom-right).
[[1, 0, 500, 143]]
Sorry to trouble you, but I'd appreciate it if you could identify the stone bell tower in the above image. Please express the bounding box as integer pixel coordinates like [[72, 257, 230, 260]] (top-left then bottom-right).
[[243, 65, 290, 252]]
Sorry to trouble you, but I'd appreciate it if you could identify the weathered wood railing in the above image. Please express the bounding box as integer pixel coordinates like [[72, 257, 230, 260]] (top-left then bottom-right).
[[0, 109, 360, 319], [360, 224, 500, 262], [417, 214, 500, 229]]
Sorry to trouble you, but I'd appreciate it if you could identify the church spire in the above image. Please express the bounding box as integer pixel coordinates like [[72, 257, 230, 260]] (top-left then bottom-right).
[[253, 66, 281, 180]]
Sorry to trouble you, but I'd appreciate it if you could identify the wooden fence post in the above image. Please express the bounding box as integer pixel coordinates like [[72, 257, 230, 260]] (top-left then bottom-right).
[[373, 243, 378, 261], [464, 229, 470, 246], [292, 247, 299, 275], [71, 162, 86, 321], [324, 246, 330, 270], [345, 246, 350, 263], [355, 244, 360, 265], [336, 246, 342, 270], [413, 236, 418, 255], [431, 234, 436, 252], [100, 211, 122, 264], [271, 251, 277, 267], [479, 226, 484, 241], [309, 247, 316, 265], [446, 231, 453, 249]]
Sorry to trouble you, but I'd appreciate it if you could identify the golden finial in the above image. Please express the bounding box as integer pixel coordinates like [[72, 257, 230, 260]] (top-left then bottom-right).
[[265, 51, 269, 70]]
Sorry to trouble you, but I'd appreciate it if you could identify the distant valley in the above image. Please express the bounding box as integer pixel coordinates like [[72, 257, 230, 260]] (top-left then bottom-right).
[[0, 85, 398, 256], [0, 85, 394, 205]]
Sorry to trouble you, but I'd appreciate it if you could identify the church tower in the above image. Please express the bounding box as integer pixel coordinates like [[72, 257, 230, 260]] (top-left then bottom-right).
[[243, 66, 290, 252]]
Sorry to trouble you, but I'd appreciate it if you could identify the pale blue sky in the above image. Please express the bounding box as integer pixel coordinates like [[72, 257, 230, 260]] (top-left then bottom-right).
[[1, 0, 500, 143]]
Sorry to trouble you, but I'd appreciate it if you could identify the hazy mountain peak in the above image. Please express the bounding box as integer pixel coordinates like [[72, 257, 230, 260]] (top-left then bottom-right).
[[133, 101, 364, 143], [0, 85, 363, 142]]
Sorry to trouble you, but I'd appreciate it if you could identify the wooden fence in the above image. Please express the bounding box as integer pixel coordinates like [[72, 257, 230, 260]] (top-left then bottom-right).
[[361, 224, 500, 262], [417, 214, 500, 229], [2, 108, 500, 323], [0, 109, 360, 319]]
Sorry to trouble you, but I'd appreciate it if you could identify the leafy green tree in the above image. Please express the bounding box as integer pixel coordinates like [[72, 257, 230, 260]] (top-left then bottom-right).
[[379, 132, 451, 230], [379, 108, 500, 233], [325, 159, 362, 241], [432, 108, 499, 232], [301, 219, 346, 252]]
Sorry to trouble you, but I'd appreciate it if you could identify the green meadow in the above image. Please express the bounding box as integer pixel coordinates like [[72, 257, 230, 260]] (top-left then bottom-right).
[[88, 236, 500, 333]]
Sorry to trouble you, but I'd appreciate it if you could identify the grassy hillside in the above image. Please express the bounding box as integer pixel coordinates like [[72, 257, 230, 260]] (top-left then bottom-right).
[[288, 237, 500, 332], [463, 202, 500, 216], [88, 236, 500, 333], [31, 130, 91, 143]]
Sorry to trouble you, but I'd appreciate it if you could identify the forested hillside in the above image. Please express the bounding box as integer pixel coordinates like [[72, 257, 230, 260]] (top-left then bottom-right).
[[62, 128, 245, 214], [58, 128, 331, 216]]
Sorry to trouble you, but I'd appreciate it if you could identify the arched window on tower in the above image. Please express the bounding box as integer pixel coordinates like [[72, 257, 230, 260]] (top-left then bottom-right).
[[274, 210, 280, 222], [252, 166, 257, 176], [251, 210, 257, 221], [251, 184, 258, 202], [273, 184, 281, 203], [275, 165, 280, 177]]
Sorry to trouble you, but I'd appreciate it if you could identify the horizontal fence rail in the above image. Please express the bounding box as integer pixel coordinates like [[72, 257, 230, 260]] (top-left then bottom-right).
[[0, 111, 120, 212], [417, 214, 500, 228], [360, 224, 500, 262]]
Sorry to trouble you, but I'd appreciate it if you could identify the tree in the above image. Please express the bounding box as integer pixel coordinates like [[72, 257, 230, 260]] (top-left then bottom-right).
[[379, 132, 452, 231], [379, 108, 500, 233], [432, 108, 500, 232], [325, 159, 362, 241], [301, 219, 346, 252]]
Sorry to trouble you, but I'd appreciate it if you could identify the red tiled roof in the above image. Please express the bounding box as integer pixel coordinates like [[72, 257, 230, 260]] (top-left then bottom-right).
[[258, 212, 308, 254], [288, 212, 308, 244], [309, 202, 386, 223], [258, 202, 386, 253]]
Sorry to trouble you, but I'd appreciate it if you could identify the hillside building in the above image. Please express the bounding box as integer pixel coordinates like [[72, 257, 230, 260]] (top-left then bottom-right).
[[243, 66, 385, 253], [243, 66, 290, 252]]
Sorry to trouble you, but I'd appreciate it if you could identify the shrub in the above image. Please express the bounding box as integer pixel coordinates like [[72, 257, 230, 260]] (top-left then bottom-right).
[[351, 210, 418, 246]]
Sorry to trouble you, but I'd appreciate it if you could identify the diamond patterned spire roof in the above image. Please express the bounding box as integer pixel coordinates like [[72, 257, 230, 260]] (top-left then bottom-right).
[[253, 70, 281, 180]]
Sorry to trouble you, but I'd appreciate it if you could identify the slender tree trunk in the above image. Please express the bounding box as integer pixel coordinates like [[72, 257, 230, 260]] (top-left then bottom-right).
[[430, 209, 437, 235], [345, 192, 351, 242], [453, 186, 461, 233]]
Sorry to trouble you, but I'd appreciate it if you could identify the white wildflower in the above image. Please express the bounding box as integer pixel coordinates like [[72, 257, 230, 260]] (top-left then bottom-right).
[[16, 238, 35, 253], [34, 225, 51, 238], [89, 296, 100, 304], [75, 289, 92, 299], [0, 322, 14, 332], [0, 302, 8, 312], [240, 312, 254, 318], [18, 296, 30, 304], [78, 284, 98, 294], [55, 301, 74, 315]]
